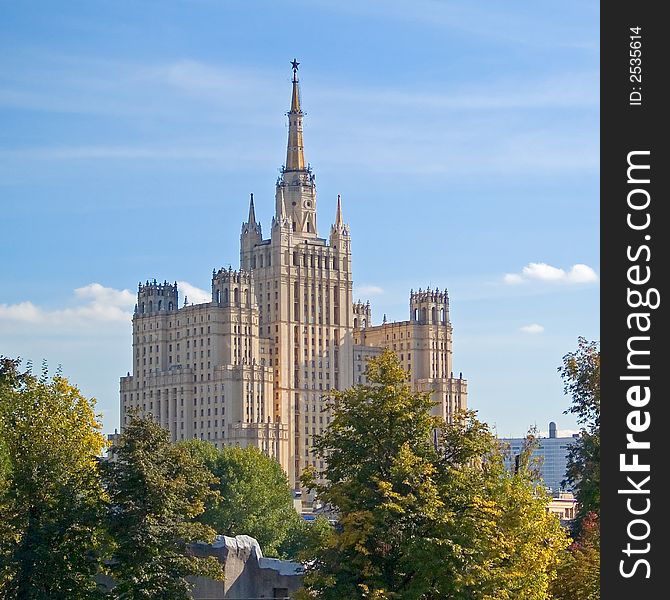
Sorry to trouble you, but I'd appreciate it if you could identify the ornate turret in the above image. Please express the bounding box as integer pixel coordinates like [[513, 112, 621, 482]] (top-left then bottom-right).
[[410, 287, 450, 325], [135, 280, 179, 315], [353, 299, 371, 329], [212, 268, 256, 308]]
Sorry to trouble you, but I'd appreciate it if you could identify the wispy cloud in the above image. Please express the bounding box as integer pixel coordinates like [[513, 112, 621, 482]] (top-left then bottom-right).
[[314, 71, 598, 112], [520, 323, 544, 334], [504, 263, 598, 285], [302, 0, 598, 50], [355, 285, 384, 298], [0, 145, 269, 164], [177, 281, 210, 305], [0, 53, 598, 176]]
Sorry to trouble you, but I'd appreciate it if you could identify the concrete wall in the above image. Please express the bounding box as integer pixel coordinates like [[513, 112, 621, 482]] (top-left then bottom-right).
[[190, 535, 303, 599]]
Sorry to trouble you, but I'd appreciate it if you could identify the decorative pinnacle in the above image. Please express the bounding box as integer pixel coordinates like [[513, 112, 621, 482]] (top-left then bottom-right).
[[334, 194, 343, 228], [248, 192, 256, 225], [291, 58, 300, 81]]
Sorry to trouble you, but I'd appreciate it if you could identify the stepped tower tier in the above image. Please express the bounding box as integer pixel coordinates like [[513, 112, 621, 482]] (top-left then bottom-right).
[[275, 60, 318, 238], [237, 61, 354, 487]]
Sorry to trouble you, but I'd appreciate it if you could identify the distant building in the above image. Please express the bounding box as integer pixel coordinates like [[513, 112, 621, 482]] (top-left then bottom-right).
[[546, 492, 578, 525], [118, 62, 468, 492], [501, 421, 579, 497]]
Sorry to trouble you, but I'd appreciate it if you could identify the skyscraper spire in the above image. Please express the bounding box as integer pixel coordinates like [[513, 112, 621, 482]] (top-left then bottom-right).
[[285, 58, 305, 172]]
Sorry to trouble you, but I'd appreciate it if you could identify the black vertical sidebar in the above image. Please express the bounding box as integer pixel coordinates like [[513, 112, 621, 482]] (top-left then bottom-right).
[[601, 2, 668, 597]]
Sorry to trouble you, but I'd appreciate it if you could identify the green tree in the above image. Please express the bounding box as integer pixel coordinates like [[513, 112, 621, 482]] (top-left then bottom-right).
[[102, 415, 223, 599], [278, 516, 333, 562], [559, 337, 600, 533], [551, 512, 600, 600], [0, 357, 107, 599], [300, 350, 568, 600], [184, 440, 304, 558], [427, 422, 567, 599]]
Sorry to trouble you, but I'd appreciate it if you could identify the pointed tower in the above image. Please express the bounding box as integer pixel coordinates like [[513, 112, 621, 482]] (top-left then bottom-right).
[[240, 193, 263, 270], [275, 59, 318, 237], [286, 61, 305, 172], [329, 194, 350, 254]]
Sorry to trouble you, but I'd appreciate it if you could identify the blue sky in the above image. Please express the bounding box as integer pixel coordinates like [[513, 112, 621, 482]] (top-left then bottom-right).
[[0, 0, 599, 438]]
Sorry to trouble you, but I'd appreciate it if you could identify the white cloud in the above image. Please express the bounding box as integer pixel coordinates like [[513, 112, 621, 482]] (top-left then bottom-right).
[[504, 262, 598, 285], [0, 301, 42, 322], [520, 323, 544, 334], [0, 281, 210, 328], [177, 281, 211, 306], [566, 263, 600, 284], [355, 285, 384, 297], [74, 283, 135, 307], [523, 263, 565, 282], [503, 273, 524, 285], [0, 283, 134, 326]]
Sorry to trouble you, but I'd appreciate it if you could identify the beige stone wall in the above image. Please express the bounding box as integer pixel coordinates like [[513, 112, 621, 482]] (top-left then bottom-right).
[[354, 292, 468, 424]]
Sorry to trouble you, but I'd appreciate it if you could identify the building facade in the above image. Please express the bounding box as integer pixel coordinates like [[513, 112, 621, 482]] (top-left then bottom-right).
[[501, 421, 579, 497], [119, 63, 468, 489]]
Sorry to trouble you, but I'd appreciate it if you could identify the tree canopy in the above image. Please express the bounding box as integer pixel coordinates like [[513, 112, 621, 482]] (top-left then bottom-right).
[[300, 350, 568, 600], [552, 338, 601, 600], [102, 415, 223, 599], [559, 337, 600, 533], [551, 512, 600, 600], [0, 357, 107, 599], [183, 440, 305, 558]]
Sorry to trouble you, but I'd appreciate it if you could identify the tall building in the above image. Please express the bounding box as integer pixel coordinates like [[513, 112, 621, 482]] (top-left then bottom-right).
[[501, 421, 579, 497], [119, 62, 468, 490]]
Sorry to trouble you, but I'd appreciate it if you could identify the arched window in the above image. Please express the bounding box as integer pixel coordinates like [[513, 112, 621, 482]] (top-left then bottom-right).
[[168, 301, 173, 311], [362, 319, 367, 328], [441, 307, 446, 323], [234, 288, 239, 304], [421, 307, 427, 323], [244, 289, 250, 304], [149, 301, 153, 312], [431, 306, 437, 323], [215, 290, 220, 304], [223, 288, 229, 304], [354, 318, 358, 329], [158, 300, 162, 311], [141, 303, 145, 314], [307, 221, 311, 233]]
